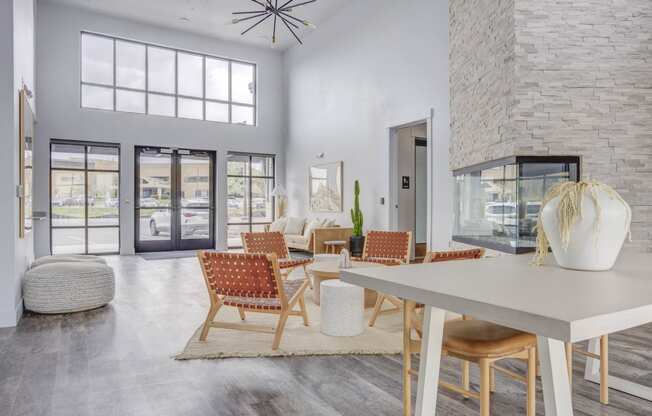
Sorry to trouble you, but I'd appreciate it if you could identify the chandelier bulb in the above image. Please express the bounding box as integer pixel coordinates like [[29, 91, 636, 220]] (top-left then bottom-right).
[[303, 20, 316, 29]]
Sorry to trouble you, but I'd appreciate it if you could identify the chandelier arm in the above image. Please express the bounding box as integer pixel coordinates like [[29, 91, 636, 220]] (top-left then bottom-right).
[[280, 0, 315, 11], [234, 11, 269, 23], [241, 12, 273, 35], [274, 11, 299, 28], [279, 14, 302, 44], [278, 10, 306, 26], [272, 0, 278, 41], [249, 0, 269, 8], [278, 0, 296, 10], [233, 10, 267, 15]]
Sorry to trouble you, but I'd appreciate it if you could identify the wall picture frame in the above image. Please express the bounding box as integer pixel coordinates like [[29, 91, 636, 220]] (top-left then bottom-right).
[[19, 88, 35, 239], [309, 161, 343, 212]]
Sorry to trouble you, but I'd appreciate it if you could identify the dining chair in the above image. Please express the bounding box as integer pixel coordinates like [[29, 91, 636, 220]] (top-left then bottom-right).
[[362, 230, 412, 327], [197, 251, 310, 350], [566, 336, 609, 404], [241, 231, 314, 287], [403, 249, 537, 416]]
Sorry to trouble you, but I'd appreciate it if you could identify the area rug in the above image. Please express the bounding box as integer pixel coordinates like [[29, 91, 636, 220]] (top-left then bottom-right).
[[175, 288, 402, 360]]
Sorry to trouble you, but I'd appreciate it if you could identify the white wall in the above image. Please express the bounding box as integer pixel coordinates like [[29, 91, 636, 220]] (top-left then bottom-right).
[[34, 2, 286, 256], [284, 0, 452, 249], [0, 0, 36, 327]]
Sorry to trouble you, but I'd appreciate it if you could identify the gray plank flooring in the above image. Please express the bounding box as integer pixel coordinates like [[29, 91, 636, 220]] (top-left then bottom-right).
[[0, 255, 651, 415]]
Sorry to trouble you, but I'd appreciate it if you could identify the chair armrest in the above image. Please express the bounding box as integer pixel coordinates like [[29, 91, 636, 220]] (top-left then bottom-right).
[[312, 227, 353, 254]]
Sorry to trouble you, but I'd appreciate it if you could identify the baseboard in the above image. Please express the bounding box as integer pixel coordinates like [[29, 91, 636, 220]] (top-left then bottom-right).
[[14, 298, 23, 325], [0, 299, 23, 328]]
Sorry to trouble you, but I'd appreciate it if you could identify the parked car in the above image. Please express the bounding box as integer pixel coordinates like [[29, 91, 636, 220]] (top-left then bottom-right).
[[149, 208, 210, 238], [139, 197, 160, 208]]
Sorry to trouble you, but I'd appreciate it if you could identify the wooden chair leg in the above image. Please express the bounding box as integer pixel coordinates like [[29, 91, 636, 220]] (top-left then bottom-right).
[[199, 303, 220, 341], [272, 310, 290, 350], [479, 359, 491, 416], [527, 347, 536, 416], [461, 360, 471, 398], [600, 335, 609, 405], [298, 295, 309, 326], [403, 300, 415, 416], [490, 365, 496, 393], [238, 307, 246, 321], [368, 294, 386, 327], [565, 342, 573, 388], [303, 265, 313, 289]]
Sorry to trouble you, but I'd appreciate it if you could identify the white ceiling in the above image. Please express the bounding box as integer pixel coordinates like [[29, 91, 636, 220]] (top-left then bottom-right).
[[42, 0, 350, 50]]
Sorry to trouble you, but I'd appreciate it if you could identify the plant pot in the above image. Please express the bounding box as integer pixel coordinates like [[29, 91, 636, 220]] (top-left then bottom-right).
[[349, 236, 365, 258], [541, 187, 631, 271]]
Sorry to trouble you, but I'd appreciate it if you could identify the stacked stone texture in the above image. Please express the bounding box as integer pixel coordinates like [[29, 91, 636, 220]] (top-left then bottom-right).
[[450, 0, 652, 250]]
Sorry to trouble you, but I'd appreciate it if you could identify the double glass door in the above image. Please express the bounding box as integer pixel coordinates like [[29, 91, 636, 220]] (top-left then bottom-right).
[[135, 147, 215, 252]]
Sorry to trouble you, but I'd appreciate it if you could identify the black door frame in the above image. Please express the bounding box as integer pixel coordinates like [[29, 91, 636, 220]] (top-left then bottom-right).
[[134, 146, 216, 253]]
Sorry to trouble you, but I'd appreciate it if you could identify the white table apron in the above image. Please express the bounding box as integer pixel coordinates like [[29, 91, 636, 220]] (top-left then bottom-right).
[[340, 250, 652, 416]]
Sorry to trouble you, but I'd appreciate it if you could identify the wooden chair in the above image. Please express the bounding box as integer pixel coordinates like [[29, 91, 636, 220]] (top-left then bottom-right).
[[403, 249, 537, 416], [241, 231, 314, 287], [197, 251, 310, 350], [362, 230, 412, 327], [566, 336, 609, 404]]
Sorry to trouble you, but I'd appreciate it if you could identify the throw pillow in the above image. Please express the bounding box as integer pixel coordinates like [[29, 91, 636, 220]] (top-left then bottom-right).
[[269, 218, 287, 233], [284, 217, 305, 235], [303, 219, 322, 238]]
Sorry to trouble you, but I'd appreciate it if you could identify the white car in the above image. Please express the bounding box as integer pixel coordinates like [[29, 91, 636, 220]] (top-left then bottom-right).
[[149, 199, 210, 238]]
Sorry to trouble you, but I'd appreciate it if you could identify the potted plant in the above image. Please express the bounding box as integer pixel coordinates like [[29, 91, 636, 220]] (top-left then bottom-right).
[[349, 180, 365, 257], [533, 180, 631, 271]]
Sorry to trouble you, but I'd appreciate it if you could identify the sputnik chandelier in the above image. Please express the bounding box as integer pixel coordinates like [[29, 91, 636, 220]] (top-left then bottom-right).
[[232, 0, 317, 46]]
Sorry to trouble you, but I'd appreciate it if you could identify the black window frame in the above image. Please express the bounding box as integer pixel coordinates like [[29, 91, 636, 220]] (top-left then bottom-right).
[[227, 152, 276, 249], [49, 139, 121, 255]]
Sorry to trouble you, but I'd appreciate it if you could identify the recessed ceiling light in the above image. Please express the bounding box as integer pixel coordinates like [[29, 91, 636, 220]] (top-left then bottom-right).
[[179, 17, 191, 22]]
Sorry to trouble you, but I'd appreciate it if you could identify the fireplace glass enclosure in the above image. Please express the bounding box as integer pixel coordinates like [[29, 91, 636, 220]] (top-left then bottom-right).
[[453, 156, 580, 254]]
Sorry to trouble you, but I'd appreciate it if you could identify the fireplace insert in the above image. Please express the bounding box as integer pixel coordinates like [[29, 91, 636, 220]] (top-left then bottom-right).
[[453, 156, 580, 254]]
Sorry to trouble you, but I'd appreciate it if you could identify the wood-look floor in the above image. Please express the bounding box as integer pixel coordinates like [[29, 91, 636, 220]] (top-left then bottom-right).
[[1, 255, 651, 415]]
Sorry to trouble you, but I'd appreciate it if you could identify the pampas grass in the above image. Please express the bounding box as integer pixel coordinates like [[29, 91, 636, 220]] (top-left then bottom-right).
[[532, 180, 631, 266]]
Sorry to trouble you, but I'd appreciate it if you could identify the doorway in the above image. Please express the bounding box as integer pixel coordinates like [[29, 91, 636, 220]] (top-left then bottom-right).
[[135, 146, 215, 252], [391, 122, 429, 260]]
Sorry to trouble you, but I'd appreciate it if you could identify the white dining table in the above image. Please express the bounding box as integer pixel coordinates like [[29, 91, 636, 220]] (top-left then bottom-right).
[[341, 249, 652, 416]]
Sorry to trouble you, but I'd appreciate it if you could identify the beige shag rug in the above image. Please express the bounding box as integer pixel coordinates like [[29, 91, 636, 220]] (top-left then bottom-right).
[[175, 288, 402, 360]]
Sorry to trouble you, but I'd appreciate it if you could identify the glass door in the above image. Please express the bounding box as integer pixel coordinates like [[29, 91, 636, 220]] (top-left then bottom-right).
[[227, 153, 275, 248], [135, 147, 215, 252], [50, 141, 120, 255]]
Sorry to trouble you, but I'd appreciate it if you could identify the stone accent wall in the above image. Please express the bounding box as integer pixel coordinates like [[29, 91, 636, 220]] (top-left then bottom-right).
[[450, 0, 652, 249], [449, 0, 516, 169]]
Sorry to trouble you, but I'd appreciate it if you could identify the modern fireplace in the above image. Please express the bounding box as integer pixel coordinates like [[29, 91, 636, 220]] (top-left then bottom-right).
[[453, 156, 580, 254]]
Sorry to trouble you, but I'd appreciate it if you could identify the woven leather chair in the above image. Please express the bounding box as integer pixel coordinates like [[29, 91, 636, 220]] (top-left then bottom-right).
[[361, 231, 412, 327], [241, 231, 314, 287], [197, 251, 310, 350], [403, 249, 537, 416]]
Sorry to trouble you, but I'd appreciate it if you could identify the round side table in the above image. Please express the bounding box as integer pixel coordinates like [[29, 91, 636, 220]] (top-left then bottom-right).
[[323, 240, 347, 254], [320, 280, 364, 337], [306, 260, 383, 308]]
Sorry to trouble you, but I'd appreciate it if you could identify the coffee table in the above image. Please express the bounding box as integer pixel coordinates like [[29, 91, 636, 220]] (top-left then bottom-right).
[[307, 260, 383, 308]]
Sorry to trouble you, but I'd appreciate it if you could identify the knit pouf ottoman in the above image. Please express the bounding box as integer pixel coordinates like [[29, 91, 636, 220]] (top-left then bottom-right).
[[320, 280, 364, 336], [31, 254, 107, 269], [23, 262, 115, 314]]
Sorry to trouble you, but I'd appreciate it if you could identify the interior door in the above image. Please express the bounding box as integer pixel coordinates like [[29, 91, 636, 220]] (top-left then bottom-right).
[[135, 147, 215, 252]]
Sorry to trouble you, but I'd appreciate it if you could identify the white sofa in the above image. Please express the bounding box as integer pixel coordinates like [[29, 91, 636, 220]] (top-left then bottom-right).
[[267, 217, 353, 254]]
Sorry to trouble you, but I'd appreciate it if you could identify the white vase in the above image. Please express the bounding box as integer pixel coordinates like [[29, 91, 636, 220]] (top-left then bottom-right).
[[541, 187, 631, 271]]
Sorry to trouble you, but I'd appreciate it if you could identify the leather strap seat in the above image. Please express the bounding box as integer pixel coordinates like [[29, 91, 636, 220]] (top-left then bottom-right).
[[444, 319, 536, 359]]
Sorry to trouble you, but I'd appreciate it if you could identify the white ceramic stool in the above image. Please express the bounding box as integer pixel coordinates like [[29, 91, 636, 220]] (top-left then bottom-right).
[[320, 280, 364, 336]]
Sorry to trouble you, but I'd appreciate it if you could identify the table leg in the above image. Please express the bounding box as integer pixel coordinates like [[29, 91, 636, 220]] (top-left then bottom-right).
[[415, 306, 446, 416], [537, 336, 574, 416], [584, 336, 652, 401]]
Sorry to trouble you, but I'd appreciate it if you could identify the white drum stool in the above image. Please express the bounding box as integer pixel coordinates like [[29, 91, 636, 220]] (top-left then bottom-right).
[[320, 280, 364, 336]]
